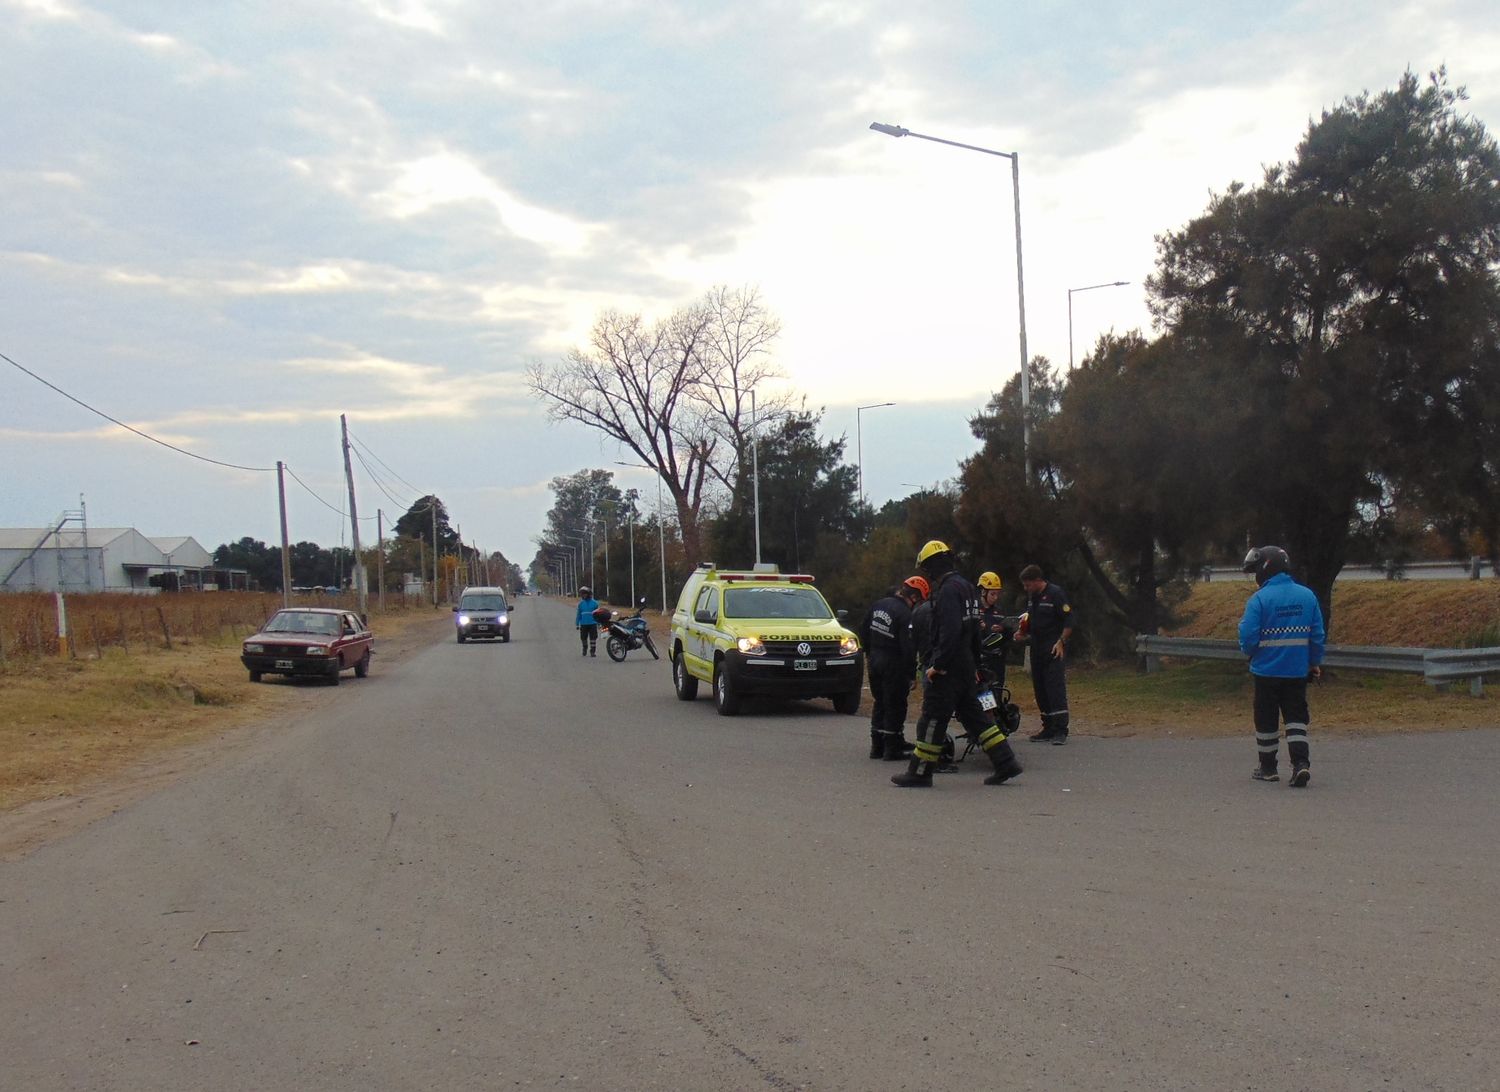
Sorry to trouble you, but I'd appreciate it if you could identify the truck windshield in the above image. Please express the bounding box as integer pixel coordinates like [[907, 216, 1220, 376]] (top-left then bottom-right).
[[460, 596, 507, 610], [723, 586, 833, 620]]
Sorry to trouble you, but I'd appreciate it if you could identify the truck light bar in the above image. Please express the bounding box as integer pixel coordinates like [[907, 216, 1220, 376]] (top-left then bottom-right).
[[716, 572, 816, 583]]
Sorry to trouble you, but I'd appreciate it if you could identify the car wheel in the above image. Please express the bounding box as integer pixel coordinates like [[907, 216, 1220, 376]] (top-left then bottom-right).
[[832, 689, 861, 715], [501, 631, 511, 643], [327, 666, 341, 685], [457, 632, 466, 644], [713, 661, 740, 716], [673, 649, 699, 701], [248, 670, 261, 683], [354, 650, 371, 678]]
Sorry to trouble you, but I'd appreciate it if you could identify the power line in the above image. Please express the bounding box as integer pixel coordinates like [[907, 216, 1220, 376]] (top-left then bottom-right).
[[1, 349, 276, 473], [350, 444, 418, 511], [283, 464, 376, 522], [348, 430, 424, 495]]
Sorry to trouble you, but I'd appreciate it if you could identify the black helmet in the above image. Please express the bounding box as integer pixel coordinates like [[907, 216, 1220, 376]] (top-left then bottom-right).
[[1242, 546, 1290, 586]]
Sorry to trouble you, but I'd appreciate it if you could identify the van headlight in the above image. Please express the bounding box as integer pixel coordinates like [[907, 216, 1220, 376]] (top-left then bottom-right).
[[458, 614, 471, 625], [737, 636, 766, 656], [306, 646, 329, 656], [244, 642, 264, 653], [839, 635, 859, 656]]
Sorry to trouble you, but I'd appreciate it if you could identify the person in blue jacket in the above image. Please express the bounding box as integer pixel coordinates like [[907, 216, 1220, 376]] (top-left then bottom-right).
[[1238, 546, 1325, 787], [575, 585, 601, 657]]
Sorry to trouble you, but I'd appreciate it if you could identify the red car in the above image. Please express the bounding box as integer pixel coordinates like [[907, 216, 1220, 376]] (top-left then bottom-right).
[[241, 607, 373, 685]]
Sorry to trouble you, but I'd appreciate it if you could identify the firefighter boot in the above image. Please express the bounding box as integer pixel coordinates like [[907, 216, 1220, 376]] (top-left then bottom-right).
[[869, 729, 884, 760], [891, 734, 941, 787], [882, 732, 911, 761], [980, 728, 1023, 786]]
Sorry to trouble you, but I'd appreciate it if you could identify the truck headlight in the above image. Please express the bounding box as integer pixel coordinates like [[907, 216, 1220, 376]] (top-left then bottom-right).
[[839, 636, 859, 656], [305, 646, 329, 656], [737, 636, 766, 656], [244, 642, 264, 653], [458, 614, 471, 625]]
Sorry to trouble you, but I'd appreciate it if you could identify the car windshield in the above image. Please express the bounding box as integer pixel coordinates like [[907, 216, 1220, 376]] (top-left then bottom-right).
[[263, 611, 341, 636], [723, 586, 833, 620], [460, 596, 506, 610]]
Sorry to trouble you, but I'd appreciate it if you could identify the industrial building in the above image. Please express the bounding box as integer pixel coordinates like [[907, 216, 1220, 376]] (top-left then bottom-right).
[[0, 521, 247, 593]]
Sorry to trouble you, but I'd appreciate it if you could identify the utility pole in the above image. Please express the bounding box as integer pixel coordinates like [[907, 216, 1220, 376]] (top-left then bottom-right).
[[276, 461, 293, 607], [340, 414, 367, 617]]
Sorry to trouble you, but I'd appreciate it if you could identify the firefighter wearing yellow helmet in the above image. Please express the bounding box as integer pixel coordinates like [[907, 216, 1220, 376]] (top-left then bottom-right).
[[891, 542, 1023, 789], [976, 571, 1017, 698]]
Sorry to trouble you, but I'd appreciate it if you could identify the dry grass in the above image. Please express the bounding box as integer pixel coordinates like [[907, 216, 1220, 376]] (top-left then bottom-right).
[[1164, 578, 1500, 647], [1070, 578, 1500, 739], [0, 603, 446, 811]]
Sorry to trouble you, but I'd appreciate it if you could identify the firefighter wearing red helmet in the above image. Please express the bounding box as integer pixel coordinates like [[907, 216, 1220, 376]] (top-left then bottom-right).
[[891, 541, 1023, 788]]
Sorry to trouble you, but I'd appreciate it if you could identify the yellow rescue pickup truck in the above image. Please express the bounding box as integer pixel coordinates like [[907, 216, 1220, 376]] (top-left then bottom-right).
[[668, 563, 863, 717]]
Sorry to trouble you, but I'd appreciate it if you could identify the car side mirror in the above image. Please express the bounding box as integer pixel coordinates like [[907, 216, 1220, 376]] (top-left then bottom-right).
[[836, 609, 849, 622], [451, 605, 458, 612], [694, 608, 715, 623]]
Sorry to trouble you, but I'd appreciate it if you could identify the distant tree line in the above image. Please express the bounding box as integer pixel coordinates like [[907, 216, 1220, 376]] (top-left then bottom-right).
[[213, 495, 526, 598]]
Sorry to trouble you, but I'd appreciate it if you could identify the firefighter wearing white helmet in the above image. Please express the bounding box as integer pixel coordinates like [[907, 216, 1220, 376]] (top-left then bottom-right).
[[891, 542, 1023, 789]]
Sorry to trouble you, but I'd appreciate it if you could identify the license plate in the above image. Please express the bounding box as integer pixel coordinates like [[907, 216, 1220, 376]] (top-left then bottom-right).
[[977, 689, 997, 711], [474, 625, 491, 631], [275, 659, 294, 670], [794, 658, 817, 671]]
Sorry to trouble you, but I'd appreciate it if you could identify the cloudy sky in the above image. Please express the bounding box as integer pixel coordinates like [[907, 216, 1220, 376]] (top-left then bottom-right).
[[3, 0, 1497, 571]]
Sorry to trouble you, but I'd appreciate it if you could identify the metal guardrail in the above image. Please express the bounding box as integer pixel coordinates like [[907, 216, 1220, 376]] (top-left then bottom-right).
[[1134, 635, 1500, 697]]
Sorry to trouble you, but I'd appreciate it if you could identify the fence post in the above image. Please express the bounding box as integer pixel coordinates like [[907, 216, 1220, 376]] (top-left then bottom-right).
[[55, 593, 69, 659]]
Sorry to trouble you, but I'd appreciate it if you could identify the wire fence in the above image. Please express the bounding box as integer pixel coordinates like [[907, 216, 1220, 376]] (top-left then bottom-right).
[[0, 591, 420, 664]]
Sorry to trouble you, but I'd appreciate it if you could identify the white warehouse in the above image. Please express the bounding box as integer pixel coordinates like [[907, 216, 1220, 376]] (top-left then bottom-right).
[[0, 526, 238, 593]]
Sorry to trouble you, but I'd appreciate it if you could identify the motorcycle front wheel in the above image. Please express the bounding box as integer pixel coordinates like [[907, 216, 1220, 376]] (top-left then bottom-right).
[[605, 635, 628, 662], [644, 633, 659, 660]]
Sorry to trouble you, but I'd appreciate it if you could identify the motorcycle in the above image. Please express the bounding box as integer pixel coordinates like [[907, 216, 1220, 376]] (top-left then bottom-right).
[[605, 597, 659, 661]]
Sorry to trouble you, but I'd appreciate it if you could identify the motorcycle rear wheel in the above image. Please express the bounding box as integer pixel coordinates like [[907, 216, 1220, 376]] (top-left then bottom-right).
[[605, 635, 628, 662]]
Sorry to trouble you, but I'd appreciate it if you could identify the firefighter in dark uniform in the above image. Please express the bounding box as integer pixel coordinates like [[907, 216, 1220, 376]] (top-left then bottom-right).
[[859, 578, 926, 760], [976, 571, 1015, 693], [891, 541, 1023, 788], [1020, 563, 1075, 744]]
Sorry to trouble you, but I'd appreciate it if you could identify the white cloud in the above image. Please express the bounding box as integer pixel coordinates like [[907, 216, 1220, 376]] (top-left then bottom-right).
[[373, 152, 598, 253]]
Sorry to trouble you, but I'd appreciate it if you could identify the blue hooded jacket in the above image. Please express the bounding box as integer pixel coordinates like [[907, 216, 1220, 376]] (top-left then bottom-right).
[[575, 597, 601, 627], [1237, 572, 1326, 678]]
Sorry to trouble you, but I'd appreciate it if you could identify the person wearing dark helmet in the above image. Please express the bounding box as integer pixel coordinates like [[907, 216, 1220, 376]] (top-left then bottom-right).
[[859, 576, 927, 760], [891, 541, 1023, 789], [575, 585, 601, 657], [1020, 564, 1074, 744], [1238, 546, 1325, 787]]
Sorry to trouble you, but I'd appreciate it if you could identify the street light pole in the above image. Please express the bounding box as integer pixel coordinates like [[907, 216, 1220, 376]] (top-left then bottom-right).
[[856, 401, 896, 507], [870, 121, 1031, 476], [1068, 280, 1130, 370]]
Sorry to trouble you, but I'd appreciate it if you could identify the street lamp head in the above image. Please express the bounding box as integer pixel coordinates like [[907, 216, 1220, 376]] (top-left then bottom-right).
[[869, 122, 909, 138]]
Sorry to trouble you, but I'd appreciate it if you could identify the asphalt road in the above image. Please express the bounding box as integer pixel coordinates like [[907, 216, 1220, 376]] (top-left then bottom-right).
[[3, 596, 1497, 1091]]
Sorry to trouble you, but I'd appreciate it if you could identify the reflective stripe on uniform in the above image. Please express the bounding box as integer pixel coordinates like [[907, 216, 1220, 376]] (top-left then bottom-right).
[[1260, 637, 1310, 648], [978, 724, 1005, 750], [913, 740, 943, 762]]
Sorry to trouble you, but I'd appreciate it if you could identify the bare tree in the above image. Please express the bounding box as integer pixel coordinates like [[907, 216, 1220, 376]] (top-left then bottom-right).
[[527, 285, 785, 561]]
